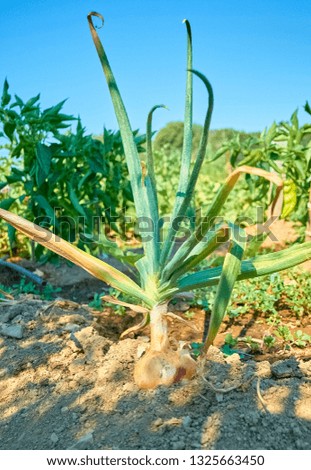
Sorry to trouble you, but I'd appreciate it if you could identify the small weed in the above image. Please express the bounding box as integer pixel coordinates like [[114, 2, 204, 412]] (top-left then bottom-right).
[[111, 304, 126, 316], [183, 310, 195, 320], [41, 284, 62, 301], [275, 325, 294, 343], [224, 333, 238, 347], [190, 342, 204, 358], [13, 278, 38, 295], [227, 269, 311, 321], [191, 290, 210, 311], [263, 335, 276, 349], [276, 326, 311, 348], [89, 289, 128, 315], [228, 274, 281, 318], [88, 293, 104, 311], [242, 336, 261, 352], [11, 277, 61, 300], [294, 330, 311, 348]]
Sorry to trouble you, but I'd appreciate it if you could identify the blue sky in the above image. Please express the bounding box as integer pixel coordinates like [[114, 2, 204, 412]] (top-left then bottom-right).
[[1, 0, 310, 135]]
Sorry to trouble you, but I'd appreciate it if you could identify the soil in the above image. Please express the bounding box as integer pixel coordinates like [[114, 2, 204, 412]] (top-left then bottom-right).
[[261, 219, 300, 250], [1, 257, 311, 450]]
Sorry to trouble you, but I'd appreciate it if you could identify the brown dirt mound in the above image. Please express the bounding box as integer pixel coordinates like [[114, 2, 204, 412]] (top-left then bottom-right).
[[0, 298, 310, 450]]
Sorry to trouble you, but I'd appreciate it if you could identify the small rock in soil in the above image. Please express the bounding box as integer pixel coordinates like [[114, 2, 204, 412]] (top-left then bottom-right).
[[0, 368, 8, 378], [205, 345, 225, 363], [256, 360, 272, 378], [68, 358, 86, 373], [153, 418, 163, 427], [62, 323, 81, 333], [69, 432, 94, 450], [136, 344, 147, 358], [78, 404, 88, 414], [69, 332, 84, 351], [122, 382, 137, 393], [271, 358, 302, 378], [12, 315, 23, 323], [50, 433, 59, 444], [172, 440, 185, 450], [58, 314, 87, 325], [139, 336, 150, 343], [182, 416, 192, 429], [74, 327, 112, 361], [56, 426, 66, 433], [225, 353, 241, 365], [1, 324, 24, 339], [0, 304, 24, 323], [245, 411, 260, 425], [296, 360, 311, 377], [170, 300, 190, 313]]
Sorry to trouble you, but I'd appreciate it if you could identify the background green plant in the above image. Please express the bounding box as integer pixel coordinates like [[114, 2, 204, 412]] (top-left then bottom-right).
[[0, 81, 148, 260], [0, 278, 61, 300], [216, 105, 311, 236], [0, 81, 272, 261], [210, 268, 311, 351]]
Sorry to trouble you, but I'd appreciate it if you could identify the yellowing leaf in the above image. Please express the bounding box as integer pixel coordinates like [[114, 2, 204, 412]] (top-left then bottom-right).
[[281, 179, 297, 219]]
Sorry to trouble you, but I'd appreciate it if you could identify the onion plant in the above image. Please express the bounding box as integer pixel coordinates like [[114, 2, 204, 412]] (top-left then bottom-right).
[[1, 11, 311, 389]]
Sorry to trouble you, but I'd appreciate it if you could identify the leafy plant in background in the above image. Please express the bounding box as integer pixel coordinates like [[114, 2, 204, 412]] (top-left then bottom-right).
[[0, 82, 73, 255], [154, 121, 259, 173], [229, 270, 311, 321], [217, 106, 311, 239], [275, 326, 311, 349], [154, 121, 203, 156], [0, 82, 145, 259], [2, 11, 311, 389], [154, 126, 260, 217], [221, 269, 311, 351]]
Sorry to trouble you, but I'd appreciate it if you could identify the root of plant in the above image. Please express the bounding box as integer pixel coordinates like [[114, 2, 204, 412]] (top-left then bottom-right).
[[198, 365, 270, 412]]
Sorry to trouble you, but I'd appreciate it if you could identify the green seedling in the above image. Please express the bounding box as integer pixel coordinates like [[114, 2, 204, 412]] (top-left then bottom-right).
[[276, 325, 311, 349], [88, 293, 104, 311], [263, 335, 276, 349], [224, 333, 238, 347], [183, 310, 195, 320], [190, 342, 204, 358], [294, 330, 311, 348], [11, 278, 61, 300]]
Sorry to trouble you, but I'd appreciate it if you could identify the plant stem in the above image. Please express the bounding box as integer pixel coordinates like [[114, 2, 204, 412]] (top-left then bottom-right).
[[149, 302, 169, 352]]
